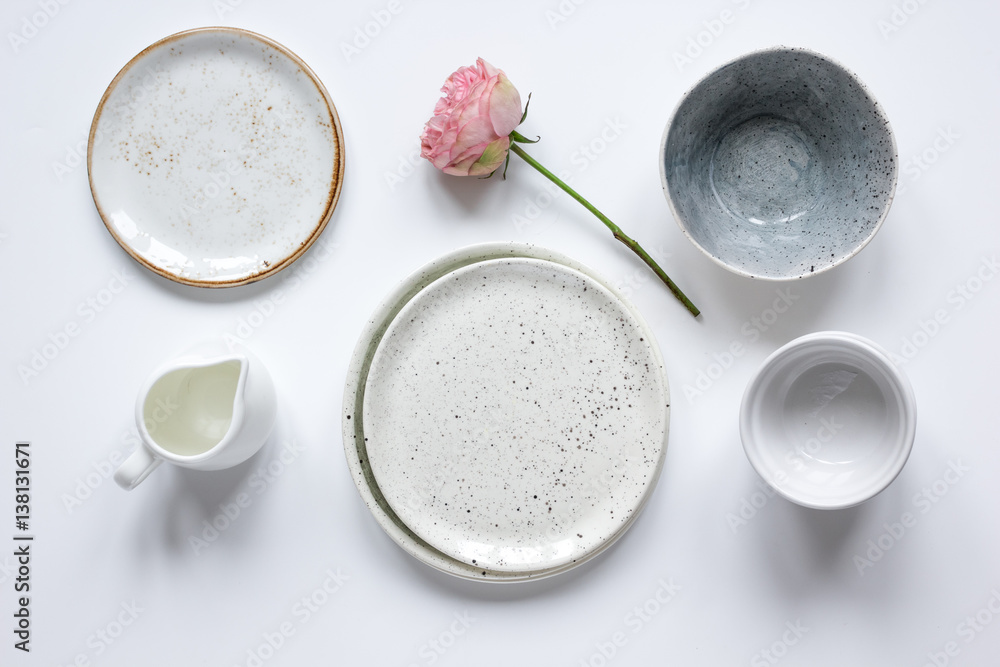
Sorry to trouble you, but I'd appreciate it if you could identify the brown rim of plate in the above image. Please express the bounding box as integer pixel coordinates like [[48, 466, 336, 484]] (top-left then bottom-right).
[[86, 26, 346, 288]]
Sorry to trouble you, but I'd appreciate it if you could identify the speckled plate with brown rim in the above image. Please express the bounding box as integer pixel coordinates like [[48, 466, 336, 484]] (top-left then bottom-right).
[[87, 27, 344, 287]]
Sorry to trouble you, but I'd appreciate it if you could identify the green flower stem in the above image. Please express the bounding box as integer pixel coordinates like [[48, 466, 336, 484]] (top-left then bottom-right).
[[508, 138, 700, 317]]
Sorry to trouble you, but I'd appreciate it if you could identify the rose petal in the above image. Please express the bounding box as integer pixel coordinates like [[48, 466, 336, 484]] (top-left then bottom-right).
[[488, 76, 523, 137], [453, 115, 498, 155], [443, 152, 481, 176]]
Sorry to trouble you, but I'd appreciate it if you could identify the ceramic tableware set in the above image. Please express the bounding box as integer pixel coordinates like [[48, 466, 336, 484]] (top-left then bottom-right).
[[90, 29, 915, 581]]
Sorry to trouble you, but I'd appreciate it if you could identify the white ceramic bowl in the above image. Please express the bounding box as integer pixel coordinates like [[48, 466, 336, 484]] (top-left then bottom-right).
[[740, 332, 916, 509]]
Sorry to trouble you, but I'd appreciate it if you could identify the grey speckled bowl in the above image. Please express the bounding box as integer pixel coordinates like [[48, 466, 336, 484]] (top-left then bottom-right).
[[660, 46, 897, 280]]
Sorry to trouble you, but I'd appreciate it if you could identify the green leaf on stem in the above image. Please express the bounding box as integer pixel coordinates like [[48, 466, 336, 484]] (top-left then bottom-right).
[[511, 130, 540, 144], [518, 92, 532, 125]]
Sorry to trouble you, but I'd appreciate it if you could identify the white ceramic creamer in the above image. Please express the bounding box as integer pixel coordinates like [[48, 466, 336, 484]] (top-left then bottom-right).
[[114, 341, 277, 490]]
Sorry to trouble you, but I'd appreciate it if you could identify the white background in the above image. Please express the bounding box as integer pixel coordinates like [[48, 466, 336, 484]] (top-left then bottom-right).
[[2, 0, 999, 665]]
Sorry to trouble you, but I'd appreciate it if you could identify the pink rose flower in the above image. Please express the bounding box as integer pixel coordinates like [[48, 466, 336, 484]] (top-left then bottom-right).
[[420, 58, 523, 176], [418, 59, 698, 316]]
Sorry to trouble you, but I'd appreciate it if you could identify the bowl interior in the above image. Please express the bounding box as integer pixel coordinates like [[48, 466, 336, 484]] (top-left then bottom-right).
[[740, 334, 914, 508], [663, 48, 896, 279]]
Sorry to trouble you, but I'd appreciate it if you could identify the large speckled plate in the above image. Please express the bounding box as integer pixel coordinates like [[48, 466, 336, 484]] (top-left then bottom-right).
[[343, 243, 670, 582], [88, 27, 344, 287]]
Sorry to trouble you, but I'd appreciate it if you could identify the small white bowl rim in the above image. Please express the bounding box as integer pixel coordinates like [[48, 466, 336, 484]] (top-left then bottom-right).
[[659, 45, 899, 281], [739, 331, 917, 509]]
